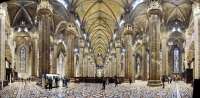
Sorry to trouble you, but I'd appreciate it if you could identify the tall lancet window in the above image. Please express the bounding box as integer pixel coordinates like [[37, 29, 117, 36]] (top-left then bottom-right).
[[20, 47, 26, 71], [59, 53, 63, 71], [137, 56, 140, 75], [160, 51, 162, 74], [174, 47, 179, 72], [147, 53, 149, 78], [50, 51, 52, 71]]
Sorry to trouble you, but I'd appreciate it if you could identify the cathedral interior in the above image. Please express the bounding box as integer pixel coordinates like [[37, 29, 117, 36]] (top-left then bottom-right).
[[0, 0, 199, 97]]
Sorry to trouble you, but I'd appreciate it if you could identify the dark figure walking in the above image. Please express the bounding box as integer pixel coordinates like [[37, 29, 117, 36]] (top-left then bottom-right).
[[55, 77, 58, 88], [102, 79, 106, 90], [48, 78, 52, 91], [115, 78, 119, 87], [129, 78, 132, 85], [161, 76, 165, 89], [85, 76, 88, 86], [28, 77, 31, 83]]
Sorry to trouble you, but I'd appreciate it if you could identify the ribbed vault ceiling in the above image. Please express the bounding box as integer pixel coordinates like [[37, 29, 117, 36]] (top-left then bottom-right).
[[72, 0, 132, 60], [5, 0, 192, 65]]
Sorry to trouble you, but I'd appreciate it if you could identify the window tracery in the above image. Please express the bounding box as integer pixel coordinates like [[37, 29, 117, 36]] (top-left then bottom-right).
[[20, 47, 26, 71], [174, 47, 179, 72]]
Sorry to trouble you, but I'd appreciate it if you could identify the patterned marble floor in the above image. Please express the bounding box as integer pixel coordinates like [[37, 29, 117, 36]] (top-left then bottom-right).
[[0, 80, 193, 98]]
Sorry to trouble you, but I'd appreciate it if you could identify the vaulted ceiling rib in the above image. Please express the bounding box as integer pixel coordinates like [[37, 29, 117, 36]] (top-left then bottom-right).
[[75, 0, 125, 60]]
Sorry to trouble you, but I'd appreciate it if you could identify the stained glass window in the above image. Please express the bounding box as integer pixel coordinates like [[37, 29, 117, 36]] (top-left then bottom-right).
[[50, 52, 52, 65], [59, 53, 63, 71], [160, 51, 162, 74], [174, 48, 179, 72], [20, 47, 26, 71], [50, 51, 52, 71], [147, 53, 149, 79], [37, 49, 39, 76], [137, 57, 140, 75]]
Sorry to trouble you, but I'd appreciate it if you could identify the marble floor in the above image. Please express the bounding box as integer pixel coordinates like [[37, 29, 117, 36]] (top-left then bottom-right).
[[0, 80, 193, 98]]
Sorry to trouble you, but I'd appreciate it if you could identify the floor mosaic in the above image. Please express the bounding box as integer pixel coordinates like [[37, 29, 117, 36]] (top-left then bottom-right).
[[0, 80, 193, 98]]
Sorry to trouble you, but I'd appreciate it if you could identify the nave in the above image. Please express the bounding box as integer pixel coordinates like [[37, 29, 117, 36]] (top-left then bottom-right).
[[0, 80, 192, 98]]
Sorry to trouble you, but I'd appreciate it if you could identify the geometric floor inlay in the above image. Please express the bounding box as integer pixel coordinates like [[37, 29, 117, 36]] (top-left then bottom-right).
[[0, 80, 193, 98]]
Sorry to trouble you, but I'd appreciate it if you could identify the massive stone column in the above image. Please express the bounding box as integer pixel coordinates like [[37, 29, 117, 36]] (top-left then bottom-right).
[[161, 35, 168, 76], [83, 48, 88, 77], [78, 38, 84, 77], [88, 60, 93, 77], [51, 41, 57, 74], [141, 40, 147, 80], [147, 0, 162, 86], [65, 22, 77, 78], [31, 29, 38, 77], [193, 2, 200, 79], [104, 64, 108, 77], [115, 39, 122, 77], [37, 0, 53, 77], [91, 63, 95, 77], [109, 57, 112, 77], [123, 23, 134, 80], [111, 50, 116, 77], [0, 3, 6, 80], [88, 56, 91, 77]]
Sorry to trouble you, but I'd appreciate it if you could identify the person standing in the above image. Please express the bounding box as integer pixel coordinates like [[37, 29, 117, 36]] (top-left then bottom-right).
[[62, 77, 65, 87], [129, 78, 132, 85], [106, 78, 109, 85], [161, 76, 165, 89], [85, 76, 88, 86], [168, 76, 171, 83], [29, 77, 31, 83], [48, 78, 52, 91], [115, 78, 118, 87], [55, 77, 58, 88], [102, 79, 106, 90], [45, 78, 49, 91]]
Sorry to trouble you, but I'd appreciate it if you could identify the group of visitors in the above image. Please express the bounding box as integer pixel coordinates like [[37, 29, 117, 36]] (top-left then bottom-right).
[[102, 76, 120, 90], [161, 75, 180, 89], [45, 77, 53, 91], [62, 76, 70, 87], [44, 76, 61, 91]]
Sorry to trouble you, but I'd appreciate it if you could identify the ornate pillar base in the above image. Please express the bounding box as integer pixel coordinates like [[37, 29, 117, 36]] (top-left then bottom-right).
[[147, 80, 162, 87]]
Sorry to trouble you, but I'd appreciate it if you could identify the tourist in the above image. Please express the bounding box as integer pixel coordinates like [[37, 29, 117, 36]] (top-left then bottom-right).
[[115, 77, 119, 87], [45, 78, 49, 91], [48, 77, 52, 91], [168, 76, 171, 83], [161, 76, 165, 89], [85, 76, 88, 86], [129, 78, 132, 85], [102, 78, 106, 90], [55, 77, 58, 88], [106, 78, 109, 85], [62, 77, 65, 87], [28, 77, 31, 83]]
